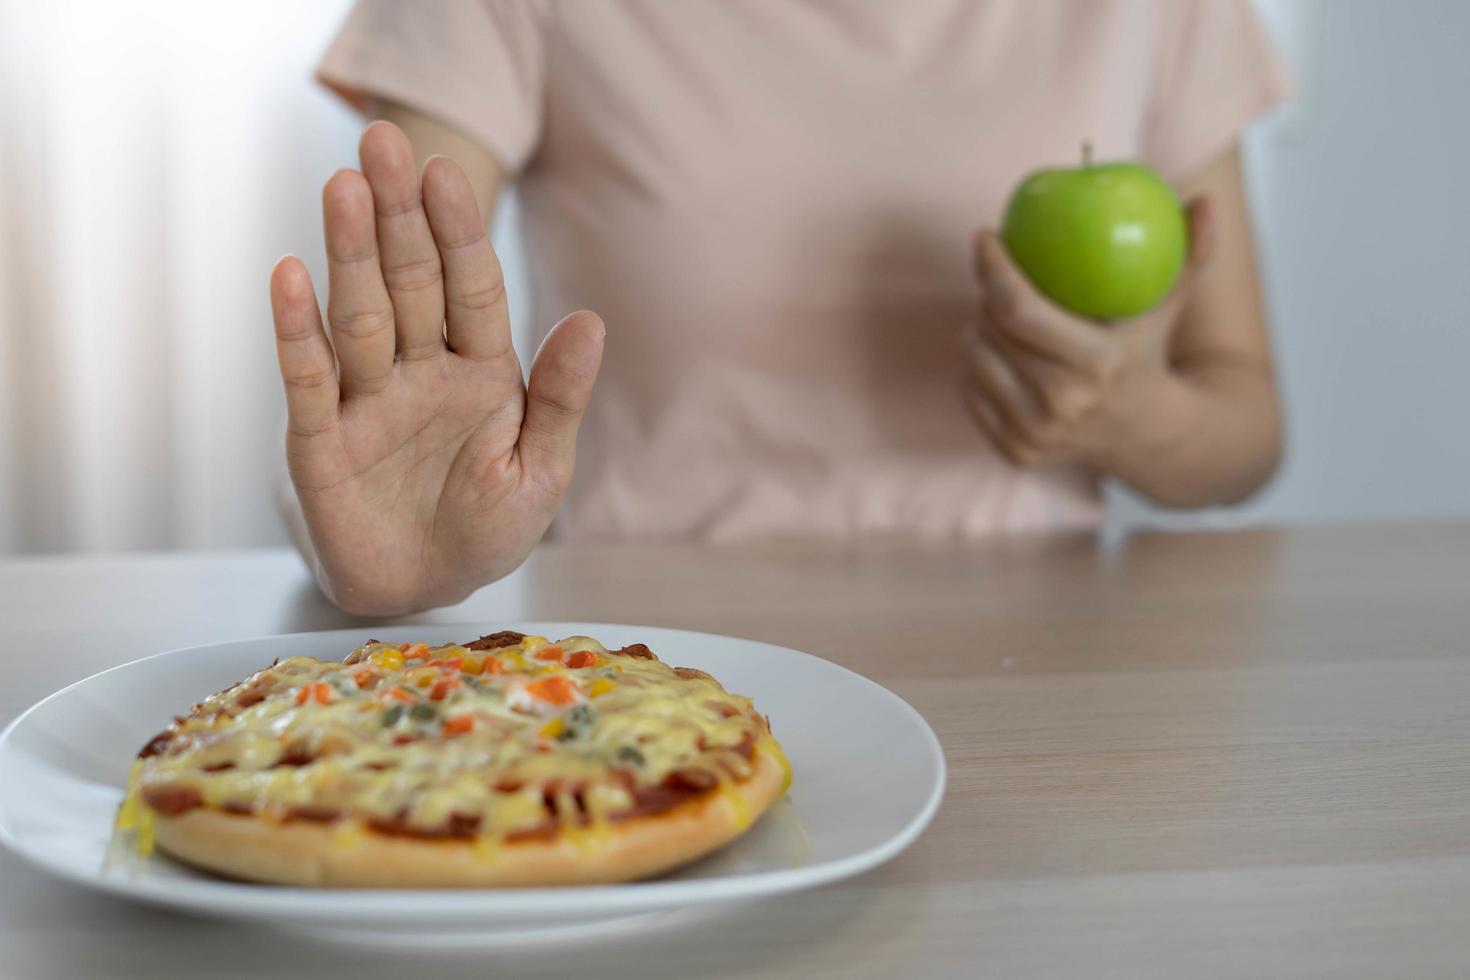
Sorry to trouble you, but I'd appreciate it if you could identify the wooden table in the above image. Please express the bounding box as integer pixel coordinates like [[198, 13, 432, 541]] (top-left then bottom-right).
[[3, 525, 1470, 978]]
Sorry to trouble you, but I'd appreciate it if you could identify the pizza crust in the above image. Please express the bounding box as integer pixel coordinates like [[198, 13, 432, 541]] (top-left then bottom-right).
[[150, 750, 786, 887]]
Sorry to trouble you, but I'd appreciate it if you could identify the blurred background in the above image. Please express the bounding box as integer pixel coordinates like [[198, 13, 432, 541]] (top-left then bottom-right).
[[0, 0, 1466, 554]]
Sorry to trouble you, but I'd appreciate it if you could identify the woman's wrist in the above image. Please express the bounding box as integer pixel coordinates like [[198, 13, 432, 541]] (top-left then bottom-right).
[[1090, 360, 1279, 507], [1087, 366, 1204, 498]]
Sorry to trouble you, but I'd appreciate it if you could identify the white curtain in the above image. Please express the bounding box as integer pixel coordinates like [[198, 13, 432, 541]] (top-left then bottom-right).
[[0, 0, 537, 553], [0, 0, 367, 551]]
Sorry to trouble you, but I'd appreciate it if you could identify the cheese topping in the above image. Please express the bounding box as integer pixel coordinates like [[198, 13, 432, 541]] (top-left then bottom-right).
[[119, 633, 788, 850]]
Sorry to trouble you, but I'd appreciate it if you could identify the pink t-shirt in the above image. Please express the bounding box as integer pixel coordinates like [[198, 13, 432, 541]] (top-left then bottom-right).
[[318, 0, 1287, 542]]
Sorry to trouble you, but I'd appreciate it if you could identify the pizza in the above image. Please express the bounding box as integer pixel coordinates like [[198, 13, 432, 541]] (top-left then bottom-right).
[[113, 631, 791, 887]]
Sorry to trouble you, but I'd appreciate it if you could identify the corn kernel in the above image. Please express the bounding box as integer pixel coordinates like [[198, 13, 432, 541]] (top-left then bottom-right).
[[588, 678, 616, 698], [371, 649, 406, 671], [540, 717, 565, 739]]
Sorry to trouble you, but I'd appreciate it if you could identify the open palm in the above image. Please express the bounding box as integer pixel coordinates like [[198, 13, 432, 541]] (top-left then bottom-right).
[[269, 122, 603, 614]]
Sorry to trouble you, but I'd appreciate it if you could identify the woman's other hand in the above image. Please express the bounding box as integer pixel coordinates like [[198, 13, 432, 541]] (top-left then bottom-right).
[[963, 197, 1214, 472], [962, 147, 1282, 508]]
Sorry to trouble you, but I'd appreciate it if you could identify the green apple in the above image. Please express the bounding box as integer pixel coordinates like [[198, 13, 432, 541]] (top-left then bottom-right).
[[1000, 146, 1187, 321]]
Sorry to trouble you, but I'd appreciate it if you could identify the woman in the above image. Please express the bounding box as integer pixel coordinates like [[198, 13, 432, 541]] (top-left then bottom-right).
[[271, 0, 1288, 613]]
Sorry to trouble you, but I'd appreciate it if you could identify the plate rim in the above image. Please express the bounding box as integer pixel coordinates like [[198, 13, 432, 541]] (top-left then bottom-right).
[[0, 621, 946, 918]]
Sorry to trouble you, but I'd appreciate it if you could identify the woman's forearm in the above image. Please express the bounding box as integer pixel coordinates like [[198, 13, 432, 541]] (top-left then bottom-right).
[[1102, 357, 1282, 509]]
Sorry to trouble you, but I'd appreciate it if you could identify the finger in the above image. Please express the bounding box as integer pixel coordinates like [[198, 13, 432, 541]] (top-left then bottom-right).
[[974, 314, 1095, 423], [518, 311, 606, 494], [323, 169, 396, 396], [1183, 195, 1217, 275], [973, 231, 1116, 370], [961, 382, 1034, 467], [421, 155, 516, 368], [270, 255, 340, 437], [962, 329, 1048, 447], [359, 121, 445, 360], [1147, 195, 1218, 326]]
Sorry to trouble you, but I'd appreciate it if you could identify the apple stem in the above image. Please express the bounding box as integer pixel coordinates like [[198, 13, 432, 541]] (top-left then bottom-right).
[[1082, 141, 1093, 167]]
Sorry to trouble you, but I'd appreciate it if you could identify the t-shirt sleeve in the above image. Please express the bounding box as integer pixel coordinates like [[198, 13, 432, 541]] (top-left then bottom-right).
[[316, 0, 549, 174], [1140, 0, 1291, 182]]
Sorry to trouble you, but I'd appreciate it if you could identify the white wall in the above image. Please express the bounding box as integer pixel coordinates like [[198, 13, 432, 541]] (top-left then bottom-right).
[[1112, 0, 1470, 528]]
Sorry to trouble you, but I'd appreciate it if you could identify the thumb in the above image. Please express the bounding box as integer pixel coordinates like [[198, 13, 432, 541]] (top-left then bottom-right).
[[1145, 195, 1216, 327], [1179, 195, 1216, 289], [518, 310, 605, 494]]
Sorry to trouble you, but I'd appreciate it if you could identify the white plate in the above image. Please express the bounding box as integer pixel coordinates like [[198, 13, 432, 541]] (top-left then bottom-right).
[[0, 623, 944, 946]]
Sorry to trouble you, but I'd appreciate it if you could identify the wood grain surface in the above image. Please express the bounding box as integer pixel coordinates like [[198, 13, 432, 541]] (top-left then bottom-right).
[[3, 523, 1470, 978]]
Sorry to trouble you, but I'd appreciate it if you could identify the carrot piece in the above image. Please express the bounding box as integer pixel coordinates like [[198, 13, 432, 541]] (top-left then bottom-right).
[[295, 682, 335, 705], [353, 668, 377, 688], [429, 677, 461, 701], [534, 646, 565, 663], [381, 687, 417, 704], [527, 675, 580, 705], [402, 643, 431, 661], [443, 714, 476, 737], [483, 657, 507, 675], [565, 650, 599, 669]]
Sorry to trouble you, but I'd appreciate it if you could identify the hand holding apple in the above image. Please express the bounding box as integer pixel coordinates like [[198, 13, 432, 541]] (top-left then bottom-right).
[[963, 194, 1214, 470]]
